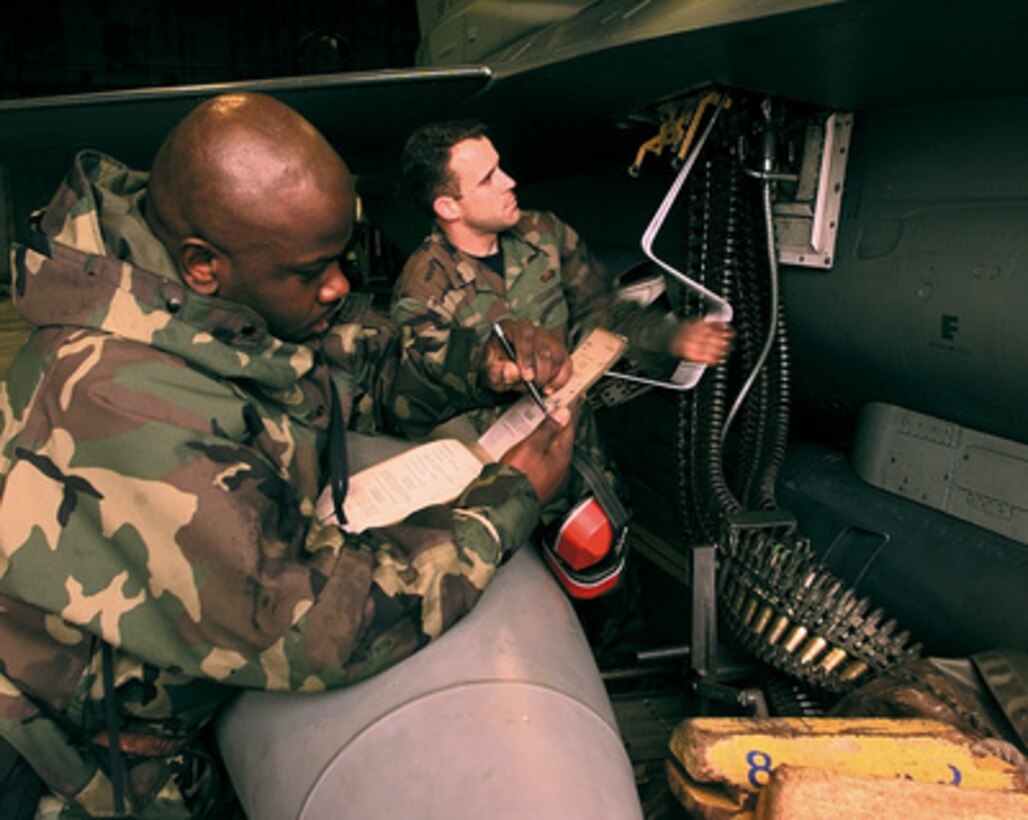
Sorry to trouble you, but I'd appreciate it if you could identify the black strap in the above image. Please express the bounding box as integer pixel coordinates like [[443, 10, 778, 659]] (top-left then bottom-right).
[[326, 376, 349, 526], [101, 643, 128, 815], [0, 736, 43, 820], [571, 452, 629, 531]]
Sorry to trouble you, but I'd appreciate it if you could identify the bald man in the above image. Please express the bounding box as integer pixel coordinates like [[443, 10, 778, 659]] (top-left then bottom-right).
[[0, 93, 574, 818]]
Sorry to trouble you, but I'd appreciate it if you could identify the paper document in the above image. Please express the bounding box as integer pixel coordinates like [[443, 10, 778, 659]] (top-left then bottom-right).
[[319, 327, 626, 532], [477, 327, 627, 460], [318, 438, 484, 532]]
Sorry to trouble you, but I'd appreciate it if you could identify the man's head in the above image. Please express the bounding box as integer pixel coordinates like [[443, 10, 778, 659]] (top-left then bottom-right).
[[146, 92, 355, 341], [402, 121, 520, 255]]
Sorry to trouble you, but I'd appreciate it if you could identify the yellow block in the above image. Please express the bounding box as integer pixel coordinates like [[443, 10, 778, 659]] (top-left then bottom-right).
[[665, 758, 754, 820], [756, 765, 1028, 820], [669, 717, 1025, 794]]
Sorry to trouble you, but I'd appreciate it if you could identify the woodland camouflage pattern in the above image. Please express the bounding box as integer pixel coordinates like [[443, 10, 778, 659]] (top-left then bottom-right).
[[0, 151, 541, 817], [390, 211, 681, 436], [391, 211, 681, 527]]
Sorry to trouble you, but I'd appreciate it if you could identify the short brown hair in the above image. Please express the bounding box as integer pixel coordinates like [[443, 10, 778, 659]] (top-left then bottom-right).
[[401, 120, 488, 215]]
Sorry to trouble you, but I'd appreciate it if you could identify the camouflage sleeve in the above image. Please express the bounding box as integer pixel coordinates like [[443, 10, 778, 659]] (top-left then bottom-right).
[[319, 294, 404, 434], [0, 333, 540, 695], [322, 292, 497, 438], [297, 461, 539, 687], [312, 302, 545, 685], [389, 256, 500, 437], [550, 213, 680, 368]]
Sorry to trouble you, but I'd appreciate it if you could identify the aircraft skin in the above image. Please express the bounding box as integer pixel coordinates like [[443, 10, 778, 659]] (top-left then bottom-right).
[[2, 0, 1027, 815]]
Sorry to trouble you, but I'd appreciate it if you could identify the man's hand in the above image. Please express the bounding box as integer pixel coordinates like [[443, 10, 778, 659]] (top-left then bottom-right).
[[482, 319, 572, 397], [669, 318, 734, 365], [500, 406, 576, 505]]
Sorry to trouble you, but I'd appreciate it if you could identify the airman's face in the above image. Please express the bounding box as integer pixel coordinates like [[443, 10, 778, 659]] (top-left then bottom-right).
[[216, 179, 354, 342], [445, 136, 521, 235]]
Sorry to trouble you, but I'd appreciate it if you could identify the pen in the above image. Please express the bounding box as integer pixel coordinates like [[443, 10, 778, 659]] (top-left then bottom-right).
[[491, 321, 549, 413]]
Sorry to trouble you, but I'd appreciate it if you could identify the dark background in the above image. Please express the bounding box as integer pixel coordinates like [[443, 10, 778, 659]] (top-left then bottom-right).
[[1, 0, 421, 100]]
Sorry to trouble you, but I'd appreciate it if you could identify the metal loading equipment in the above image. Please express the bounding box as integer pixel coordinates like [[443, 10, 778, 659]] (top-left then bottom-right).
[[617, 90, 921, 697]]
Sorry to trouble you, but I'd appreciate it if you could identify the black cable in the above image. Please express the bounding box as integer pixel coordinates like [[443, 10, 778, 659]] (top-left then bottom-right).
[[101, 642, 128, 815]]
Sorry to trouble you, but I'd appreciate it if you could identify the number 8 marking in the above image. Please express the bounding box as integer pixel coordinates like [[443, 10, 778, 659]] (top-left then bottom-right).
[[746, 750, 773, 788]]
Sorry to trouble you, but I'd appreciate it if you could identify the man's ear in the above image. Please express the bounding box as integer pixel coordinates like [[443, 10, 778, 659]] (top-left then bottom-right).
[[433, 195, 461, 223], [178, 238, 226, 296]]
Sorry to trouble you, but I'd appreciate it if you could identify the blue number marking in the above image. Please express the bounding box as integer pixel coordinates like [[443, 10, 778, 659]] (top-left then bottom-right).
[[948, 764, 962, 786], [746, 750, 773, 788]]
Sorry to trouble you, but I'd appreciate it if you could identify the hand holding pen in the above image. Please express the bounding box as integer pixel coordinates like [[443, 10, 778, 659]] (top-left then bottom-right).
[[485, 319, 572, 410], [492, 321, 549, 411]]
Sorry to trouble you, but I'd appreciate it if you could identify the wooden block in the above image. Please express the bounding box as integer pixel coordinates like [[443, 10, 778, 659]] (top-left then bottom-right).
[[669, 717, 1025, 793], [665, 757, 754, 820], [756, 765, 1028, 819]]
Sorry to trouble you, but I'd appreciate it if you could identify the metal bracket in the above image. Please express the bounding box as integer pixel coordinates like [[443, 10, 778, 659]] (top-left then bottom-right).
[[606, 91, 733, 393], [774, 112, 853, 269]]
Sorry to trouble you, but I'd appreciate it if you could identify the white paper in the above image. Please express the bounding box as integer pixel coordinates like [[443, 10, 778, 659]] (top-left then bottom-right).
[[318, 438, 484, 533], [477, 327, 627, 461], [321, 327, 627, 532]]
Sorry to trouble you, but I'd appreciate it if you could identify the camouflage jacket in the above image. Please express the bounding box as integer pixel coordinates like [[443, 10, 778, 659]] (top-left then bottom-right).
[[390, 211, 680, 436], [0, 151, 541, 816]]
